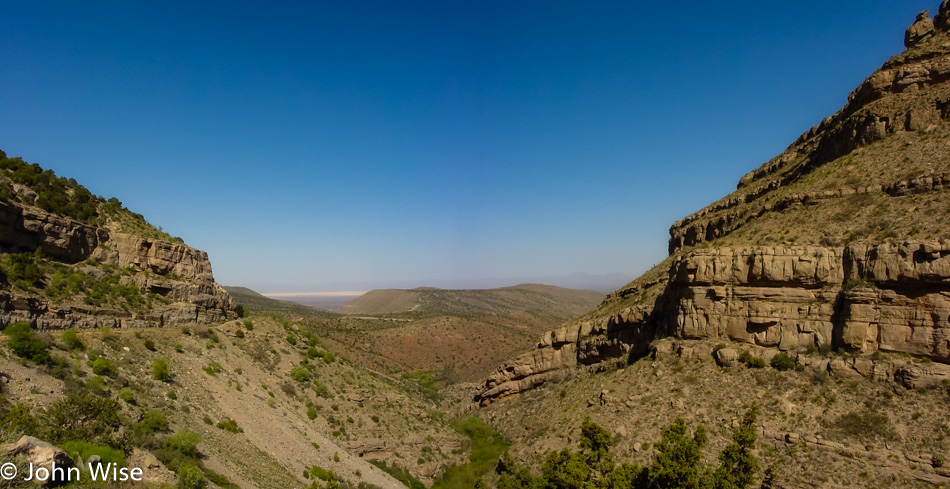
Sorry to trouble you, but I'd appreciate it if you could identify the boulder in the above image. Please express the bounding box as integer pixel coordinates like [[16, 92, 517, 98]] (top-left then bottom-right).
[[4, 436, 75, 486], [715, 347, 739, 367]]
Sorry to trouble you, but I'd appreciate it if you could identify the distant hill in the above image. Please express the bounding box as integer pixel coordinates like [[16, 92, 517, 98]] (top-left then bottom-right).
[[340, 283, 604, 318], [224, 286, 337, 317]]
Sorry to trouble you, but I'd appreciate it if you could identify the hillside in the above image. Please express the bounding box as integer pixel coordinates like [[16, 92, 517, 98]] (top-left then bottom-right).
[[341, 284, 603, 319], [472, 5, 950, 489], [224, 286, 337, 318], [0, 150, 234, 329], [0, 313, 470, 488]]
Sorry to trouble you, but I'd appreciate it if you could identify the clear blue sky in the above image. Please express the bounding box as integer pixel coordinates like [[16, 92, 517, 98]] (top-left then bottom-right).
[[0, 1, 935, 292]]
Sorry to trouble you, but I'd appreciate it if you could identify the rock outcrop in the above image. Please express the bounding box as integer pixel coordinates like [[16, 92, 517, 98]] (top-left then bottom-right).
[[477, 4, 950, 406], [0, 200, 105, 263], [477, 241, 950, 405], [906, 10, 935, 48], [0, 199, 232, 329], [4, 435, 75, 486]]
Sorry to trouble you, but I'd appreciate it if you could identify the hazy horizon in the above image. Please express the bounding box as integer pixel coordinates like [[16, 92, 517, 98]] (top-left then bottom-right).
[[0, 1, 934, 289]]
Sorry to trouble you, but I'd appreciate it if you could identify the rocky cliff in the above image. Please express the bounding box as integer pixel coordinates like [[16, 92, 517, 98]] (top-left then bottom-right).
[[0, 156, 232, 330], [477, 5, 950, 405]]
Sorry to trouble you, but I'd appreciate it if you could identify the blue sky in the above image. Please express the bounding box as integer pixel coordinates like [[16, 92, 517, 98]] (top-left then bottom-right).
[[0, 1, 935, 292]]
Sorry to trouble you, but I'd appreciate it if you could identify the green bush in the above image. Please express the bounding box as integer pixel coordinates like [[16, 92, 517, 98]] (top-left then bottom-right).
[[770, 353, 795, 371], [137, 409, 169, 435], [202, 362, 221, 376], [153, 358, 171, 382], [738, 351, 765, 369], [143, 338, 156, 351], [177, 463, 207, 489], [6, 253, 42, 288], [165, 429, 202, 459], [216, 418, 242, 433], [40, 394, 122, 446], [3, 321, 50, 364], [92, 357, 118, 377], [290, 365, 311, 382], [0, 403, 37, 435], [117, 387, 135, 403], [86, 376, 107, 394], [61, 328, 84, 351]]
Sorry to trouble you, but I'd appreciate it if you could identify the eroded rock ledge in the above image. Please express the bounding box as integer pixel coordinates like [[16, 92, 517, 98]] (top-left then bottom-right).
[[0, 200, 233, 329], [476, 241, 950, 405]]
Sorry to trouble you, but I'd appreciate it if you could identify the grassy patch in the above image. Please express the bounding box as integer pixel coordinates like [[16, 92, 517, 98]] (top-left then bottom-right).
[[432, 417, 510, 489]]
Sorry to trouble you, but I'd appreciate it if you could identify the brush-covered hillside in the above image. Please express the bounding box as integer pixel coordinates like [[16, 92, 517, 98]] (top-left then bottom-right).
[[473, 5, 950, 489], [0, 312, 479, 488], [0, 150, 234, 330]]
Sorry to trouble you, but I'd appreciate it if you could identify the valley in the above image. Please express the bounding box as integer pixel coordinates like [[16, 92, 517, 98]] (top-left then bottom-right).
[[2, 3, 950, 489]]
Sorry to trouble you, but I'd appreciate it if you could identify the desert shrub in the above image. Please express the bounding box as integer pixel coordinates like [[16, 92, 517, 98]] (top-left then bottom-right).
[[0, 403, 37, 435], [202, 362, 221, 376], [738, 351, 765, 369], [286, 334, 297, 345], [234, 329, 244, 338], [92, 357, 118, 377], [307, 404, 318, 420], [144, 338, 156, 351], [39, 393, 122, 446], [216, 418, 242, 433], [313, 380, 330, 398], [3, 321, 50, 364], [153, 358, 171, 382], [6, 252, 42, 288], [233, 304, 247, 318], [243, 319, 253, 330], [86, 376, 107, 394], [61, 328, 84, 351], [117, 387, 135, 403], [278, 381, 297, 397], [290, 365, 311, 382], [164, 429, 202, 460], [770, 353, 795, 371], [308, 465, 339, 482], [177, 463, 207, 489], [174, 343, 183, 353], [137, 409, 169, 435]]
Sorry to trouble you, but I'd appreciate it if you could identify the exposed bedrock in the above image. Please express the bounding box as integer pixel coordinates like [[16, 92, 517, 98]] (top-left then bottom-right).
[[476, 241, 950, 405]]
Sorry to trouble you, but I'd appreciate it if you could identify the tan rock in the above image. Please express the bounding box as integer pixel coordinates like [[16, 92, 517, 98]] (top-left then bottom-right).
[[906, 10, 935, 48], [5, 436, 75, 486]]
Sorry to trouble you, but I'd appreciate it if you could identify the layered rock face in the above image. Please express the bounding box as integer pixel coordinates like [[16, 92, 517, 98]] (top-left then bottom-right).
[[477, 5, 950, 405], [477, 242, 950, 405], [0, 199, 232, 329], [0, 200, 105, 263]]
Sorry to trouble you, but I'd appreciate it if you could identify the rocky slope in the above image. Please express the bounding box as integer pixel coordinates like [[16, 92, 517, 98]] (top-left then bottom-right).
[[476, 5, 950, 406], [0, 151, 233, 330]]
